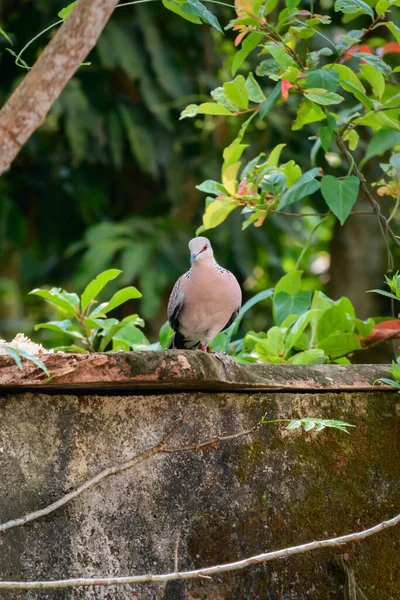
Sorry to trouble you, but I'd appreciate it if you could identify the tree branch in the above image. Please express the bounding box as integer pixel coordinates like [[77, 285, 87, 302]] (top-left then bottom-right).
[[0, 0, 119, 176], [0, 513, 399, 589]]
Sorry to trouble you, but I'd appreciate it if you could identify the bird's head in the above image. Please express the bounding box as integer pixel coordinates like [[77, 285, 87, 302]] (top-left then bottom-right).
[[189, 237, 214, 265]]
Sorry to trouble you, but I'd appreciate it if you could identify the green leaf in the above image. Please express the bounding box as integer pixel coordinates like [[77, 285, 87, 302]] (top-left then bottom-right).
[[353, 53, 392, 76], [357, 111, 400, 133], [274, 270, 303, 296], [316, 296, 356, 342], [304, 88, 344, 106], [343, 129, 359, 151], [58, 1, 77, 19], [245, 73, 266, 103], [319, 115, 337, 152], [320, 175, 360, 225], [222, 162, 240, 194], [274, 291, 312, 326], [341, 81, 374, 109], [376, 377, 400, 389], [292, 99, 326, 131], [376, 0, 391, 15], [224, 76, 249, 110], [286, 419, 302, 430], [4, 347, 49, 376], [203, 198, 237, 230], [390, 153, 400, 169], [278, 168, 320, 209], [334, 0, 374, 17], [159, 321, 174, 349], [112, 324, 149, 348], [331, 64, 365, 92], [264, 43, 292, 70], [355, 318, 374, 338], [289, 349, 326, 364], [196, 180, 227, 196], [367, 289, 398, 300], [259, 82, 281, 119], [180, 104, 200, 119], [102, 287, 142, 314], [282, 160, 302, 186], [360, 64, 385, 100], [232, 33, 263, 76], [266, 144, 286, 167], [317, 332, 361, 359], [198, 103, 234, 116], [162, 0, 223, 32], [305, 69, 339, 93], [385, 20, 400, 44], [29, 288, 79, 317], [211, 87, 240, 112], [34, 320, 84, 340], [284, 309, 317, 353], [361, 130, 400, 168], [81, 269, 122, 313], [187, 0, 223, 33], [0, 26, 12, 45]]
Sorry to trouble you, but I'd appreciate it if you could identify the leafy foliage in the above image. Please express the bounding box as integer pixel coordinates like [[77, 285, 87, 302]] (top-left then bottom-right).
[[177, 0, 400, 235], [260, 414, 355, 434], [1, 346, 49, 375], [375, 360, 400, 389], [30, 270, 146, 352], [223, 271, 374, 364]]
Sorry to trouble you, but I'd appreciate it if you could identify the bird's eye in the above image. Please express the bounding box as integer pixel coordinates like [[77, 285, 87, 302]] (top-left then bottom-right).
[[203, 244, 208, 251]]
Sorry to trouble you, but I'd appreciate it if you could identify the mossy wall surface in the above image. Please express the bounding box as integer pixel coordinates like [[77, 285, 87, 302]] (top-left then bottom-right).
[[0, 387, 399, 599]]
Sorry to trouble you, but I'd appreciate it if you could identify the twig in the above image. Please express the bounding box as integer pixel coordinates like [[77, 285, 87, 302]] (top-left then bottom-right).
[[0, 513, 399, 589], [163, 422, 262, 453], [387, 192, 400, 224], [269, 210, 375, 218], [0, 418, 260, 533], [336, 135, 397, 272], [295, 217, 328, 270], [0, 417, 186, 534]]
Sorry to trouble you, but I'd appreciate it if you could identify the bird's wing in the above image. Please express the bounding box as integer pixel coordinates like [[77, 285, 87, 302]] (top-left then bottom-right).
[[221, 308, 239, 331], [168, 275, 186, 330]]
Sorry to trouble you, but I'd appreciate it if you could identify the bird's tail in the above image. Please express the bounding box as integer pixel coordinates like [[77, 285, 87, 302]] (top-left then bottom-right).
[[168, 331, 200, 350]]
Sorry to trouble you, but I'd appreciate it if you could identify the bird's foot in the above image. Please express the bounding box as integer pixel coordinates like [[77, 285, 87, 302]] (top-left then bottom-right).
[[200, 344, 208, 352]]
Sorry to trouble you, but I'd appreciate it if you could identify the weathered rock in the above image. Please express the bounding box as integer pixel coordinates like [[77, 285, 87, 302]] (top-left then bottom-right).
[[0, 351, 394, 391], [0, 353, 399, 599]]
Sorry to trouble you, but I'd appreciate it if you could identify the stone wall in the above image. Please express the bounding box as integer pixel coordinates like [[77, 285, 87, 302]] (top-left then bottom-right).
[[0, 352, 399, 599]]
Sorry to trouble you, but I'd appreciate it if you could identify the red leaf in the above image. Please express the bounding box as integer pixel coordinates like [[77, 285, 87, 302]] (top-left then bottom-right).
[[363, 320, 400, 346], [235, 31, 247, 47], [281, 80, 294, 101], [379, 42, 400, 56], [342, 44, 373, 62], [237, 177, 248, 195]]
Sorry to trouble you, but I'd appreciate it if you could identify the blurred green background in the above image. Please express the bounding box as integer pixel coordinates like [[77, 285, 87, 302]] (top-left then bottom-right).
[[0, 0, 398, 348]]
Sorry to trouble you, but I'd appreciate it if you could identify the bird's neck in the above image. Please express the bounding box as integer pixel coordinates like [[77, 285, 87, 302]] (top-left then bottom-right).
[[192, 257, 215, 270]]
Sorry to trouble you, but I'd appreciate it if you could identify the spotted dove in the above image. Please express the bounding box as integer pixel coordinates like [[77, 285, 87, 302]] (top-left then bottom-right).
[[168, 237, 242, 350]]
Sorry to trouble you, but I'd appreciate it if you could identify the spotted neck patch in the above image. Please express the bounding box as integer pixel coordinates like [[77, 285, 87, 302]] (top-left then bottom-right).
[[213, 259, 228, 274], [184, 269, 192, 280]]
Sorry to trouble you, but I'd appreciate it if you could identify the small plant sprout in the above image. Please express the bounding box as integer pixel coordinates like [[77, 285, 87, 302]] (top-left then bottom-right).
[[260, 415, 355, 434]]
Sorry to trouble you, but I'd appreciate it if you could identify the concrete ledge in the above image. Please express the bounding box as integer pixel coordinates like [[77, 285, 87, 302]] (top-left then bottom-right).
[[0, 351, 394, 392]]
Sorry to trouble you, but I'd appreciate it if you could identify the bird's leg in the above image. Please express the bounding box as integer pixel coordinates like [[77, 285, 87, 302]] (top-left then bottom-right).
[[200, 344, 208, 352]]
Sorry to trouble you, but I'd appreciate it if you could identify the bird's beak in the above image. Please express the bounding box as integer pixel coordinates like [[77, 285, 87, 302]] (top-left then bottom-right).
[[190, 253, 197, 265]]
